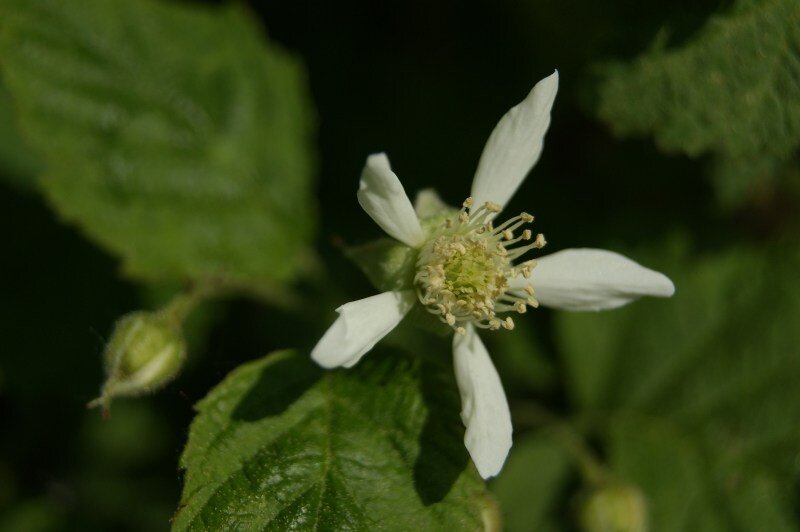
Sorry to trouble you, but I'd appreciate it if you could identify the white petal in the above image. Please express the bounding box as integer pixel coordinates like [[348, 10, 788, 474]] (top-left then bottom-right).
[[357, 153, 426, 248], [511, 248, 675, 311], [470, 71, 559, 212], [311, 291, 416, 368], [452, 325, 512, 479]]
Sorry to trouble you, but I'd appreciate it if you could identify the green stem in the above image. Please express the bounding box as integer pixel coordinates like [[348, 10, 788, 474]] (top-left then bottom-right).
[[513, 401, 608, 486], [548, 423, 607, 486], [158, 279, 230, 327]]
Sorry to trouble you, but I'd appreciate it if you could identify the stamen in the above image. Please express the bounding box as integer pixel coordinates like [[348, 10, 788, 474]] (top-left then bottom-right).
[[414, 197, 546, 333]]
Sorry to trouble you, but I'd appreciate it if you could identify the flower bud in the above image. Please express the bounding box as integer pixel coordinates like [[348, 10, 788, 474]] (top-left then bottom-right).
[[580, 482, 648, 532], [89, 311, 186, 414]]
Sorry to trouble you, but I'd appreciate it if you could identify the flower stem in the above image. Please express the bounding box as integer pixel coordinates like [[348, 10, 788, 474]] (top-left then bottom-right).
[[513, 401, 609, 486]]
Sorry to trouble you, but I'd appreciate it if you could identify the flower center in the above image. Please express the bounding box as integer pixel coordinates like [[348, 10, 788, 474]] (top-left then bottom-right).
[[415, 198, 545, 334]]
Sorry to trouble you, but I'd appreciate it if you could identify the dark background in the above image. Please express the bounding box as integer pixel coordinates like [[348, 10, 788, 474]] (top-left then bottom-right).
[[4, 0, 789, 530]]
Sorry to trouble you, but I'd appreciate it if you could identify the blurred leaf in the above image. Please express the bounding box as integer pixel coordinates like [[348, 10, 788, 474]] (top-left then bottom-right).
[[0, 498, 63, 532], [0, 80, 40, 190], [557, 244, 800, 531], [597, 0, 800, 206], [0, 0, 315, 290], [174, 350, 488, 530], [491, 432, 573, 532], [490, 318, 557, 395]]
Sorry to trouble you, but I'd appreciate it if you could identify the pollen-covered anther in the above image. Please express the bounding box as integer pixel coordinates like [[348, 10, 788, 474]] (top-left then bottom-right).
[[414, 197, 545, 333], [486, 201, 503, 213], [524, 284, 535, 296]]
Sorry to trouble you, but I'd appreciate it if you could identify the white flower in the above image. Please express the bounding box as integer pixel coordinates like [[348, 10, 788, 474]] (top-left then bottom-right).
[[311, 71, 675, 479]]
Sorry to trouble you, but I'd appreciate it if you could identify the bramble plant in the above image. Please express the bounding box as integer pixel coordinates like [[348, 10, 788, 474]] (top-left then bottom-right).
[[1, 0, 798, 530]]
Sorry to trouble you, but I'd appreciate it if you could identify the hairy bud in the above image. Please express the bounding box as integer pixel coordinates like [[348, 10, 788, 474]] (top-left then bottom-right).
[[89, 311, 186, 415]]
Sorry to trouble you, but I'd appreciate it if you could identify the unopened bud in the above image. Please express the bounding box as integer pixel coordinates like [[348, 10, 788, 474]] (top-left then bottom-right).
[[89, 311, 186, 415], [580, 483, 648, 532]]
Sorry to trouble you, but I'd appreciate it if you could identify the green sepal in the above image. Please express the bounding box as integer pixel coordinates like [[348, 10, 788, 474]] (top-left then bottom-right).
[[345, 238, 418, 292]]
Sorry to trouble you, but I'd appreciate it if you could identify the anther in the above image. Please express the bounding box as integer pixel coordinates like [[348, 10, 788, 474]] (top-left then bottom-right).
[[503, 229, 513, 240], [485, 201, 502, 213], [534, 233, 546, 248], [463, 197, 474, 208], [522, 229, 532, 240], [502, 317, 515, 330], [520, 212, 534, 223], [524, 285, 535, 296]]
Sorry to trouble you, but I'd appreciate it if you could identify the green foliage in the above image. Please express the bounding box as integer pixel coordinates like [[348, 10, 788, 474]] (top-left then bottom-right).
[[0, 80, 40, 190], [491, 433, 572, 532], [597, 0, 800, 206], [556, 244, 800, 531], [0, 0, 316, 290], [174, 350, 489, 531]]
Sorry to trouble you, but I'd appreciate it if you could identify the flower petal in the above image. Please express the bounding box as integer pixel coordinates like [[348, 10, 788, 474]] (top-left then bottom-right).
[[470, 71, 559, 212], [452, 325, 513, 479], [357, 153, 426, 248], [311, 290, 416, 368], [511, 248, 675, 311]]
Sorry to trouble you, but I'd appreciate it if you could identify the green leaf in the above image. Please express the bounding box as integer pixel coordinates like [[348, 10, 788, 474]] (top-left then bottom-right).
[[0, 0, 315, 289], [174, 350, 489, 530], [556, 244, 800, 531], [0, 79, 40, 190], [596, 0, 800, 205]]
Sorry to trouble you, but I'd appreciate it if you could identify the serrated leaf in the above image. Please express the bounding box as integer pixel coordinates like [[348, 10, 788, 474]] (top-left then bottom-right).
[[556, 244, 800, 531], [596, 0, 800, 205], [174, 350, 489, 531], [0, 0, 315, 289]]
